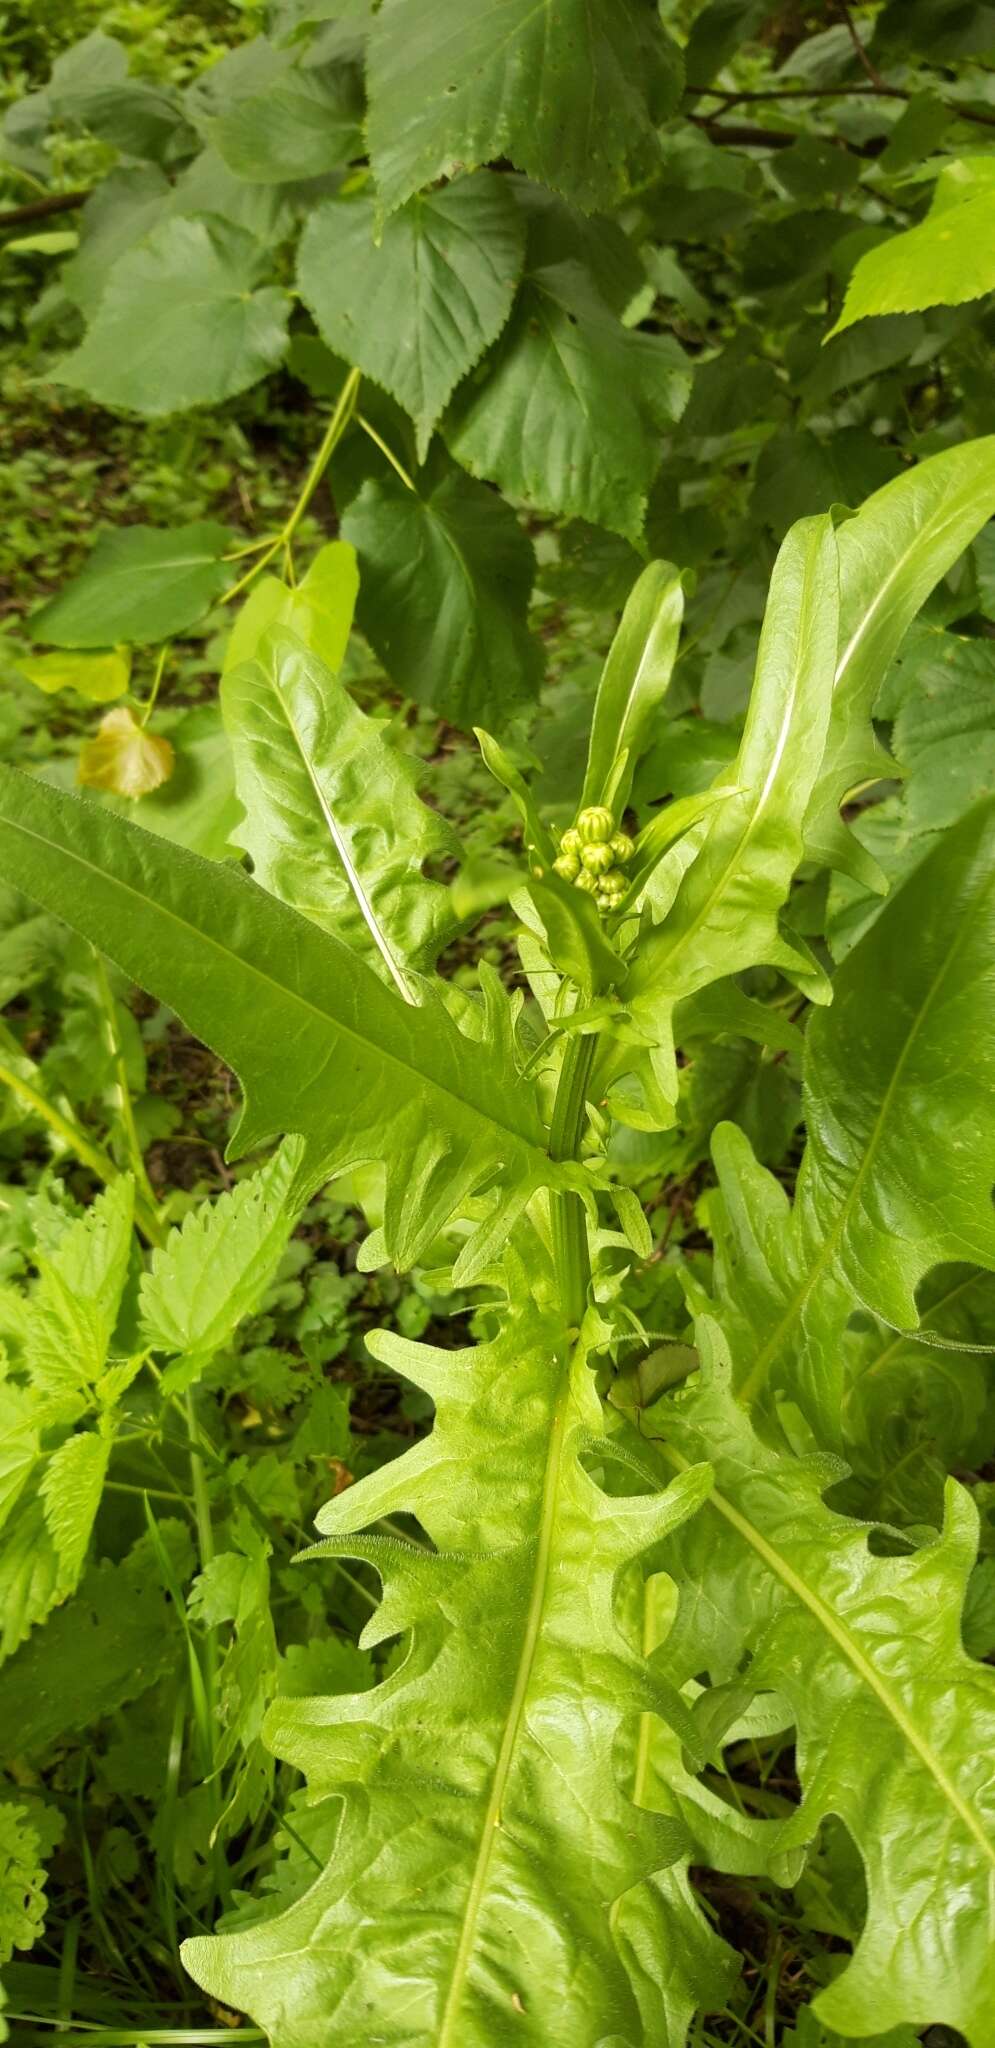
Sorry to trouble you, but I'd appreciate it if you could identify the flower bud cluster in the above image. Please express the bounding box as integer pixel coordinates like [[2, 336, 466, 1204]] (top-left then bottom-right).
[[550, 807, 635, 913]]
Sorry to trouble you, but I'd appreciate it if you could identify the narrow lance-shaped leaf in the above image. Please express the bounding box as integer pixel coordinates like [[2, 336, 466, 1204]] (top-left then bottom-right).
[[223, 631, 459, 992], [0, 766, 577, 1283], [581, 560, 686, 813], [647, 1323, 995, 2047], [805, 435, 995, 886], [182, 1297, 713, 2045], [707, 797, 995, 1443], [624, 514, 839, 1105]]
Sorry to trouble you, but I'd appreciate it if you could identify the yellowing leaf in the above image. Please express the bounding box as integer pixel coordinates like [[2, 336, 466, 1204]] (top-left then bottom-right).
[[223, 541, 359, 677], [16, 648, 130, 703], [78, 707, 174, 799]]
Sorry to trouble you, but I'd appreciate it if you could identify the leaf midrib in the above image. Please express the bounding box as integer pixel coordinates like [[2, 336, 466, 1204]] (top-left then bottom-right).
[[436, 1365, 571, 2047], [0, 801, 547, 1167], [660, 1439, 995, 1870], [268, 672, 416, 1004]]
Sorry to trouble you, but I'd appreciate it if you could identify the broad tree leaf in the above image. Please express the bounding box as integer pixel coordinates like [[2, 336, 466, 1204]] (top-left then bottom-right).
[[0, 767, 580, 1282], [581, 560, 686, 811], [139, 1136, 306, 1386], [183, 1302, 712, 2043], [298, 177, 526, 459], [52, 217, 291, 416], [708, 798, 995, 1441], [15, 650, 129, 703], [829, 163, 995, 333], [624, 515, 839, 1105], [366, 0, 683, 216], [223, 541, 358, 676], [649, 1325, 995, 2045], [60, 166, 171, 316], [340, 465, 542, 727], [446, 261, 691, 540], [31, 522, 232, 648], [223, 632, 459, 988], [804, 435, 995, 885], [78, 708, 175, 799], [207, 64, 362, 183]]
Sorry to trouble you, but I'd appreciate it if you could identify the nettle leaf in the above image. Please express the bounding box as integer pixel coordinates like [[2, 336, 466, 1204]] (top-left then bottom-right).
[[140, 1136, 305, 1387], [30, 522, 233, 648], [15, 649, 130, 703], [298, 177, 526, 460], [340, 465, 542, 727], [650, 1325, 995, 2046], [223, 632, 459, 987], [52, 217, 291, 416], [446, 261, 690, 540], [78, 708, 175, 800], [805, 436, 995, 886], [25, 1175, 134, 1399], [0, 769, 579, 1283], [829, 161, 995, 333], [182, 1301, 712, 2043], [0, 1532, 187, 1756], [366, 0, 682, 217], [709, 799, 995, 1442], [223, 540, 358, 676], [0, 1500, 61, 1663], [38, 1430, 111, 1594], [624, 515, 839, 1105], [207, 63, 362, 183]]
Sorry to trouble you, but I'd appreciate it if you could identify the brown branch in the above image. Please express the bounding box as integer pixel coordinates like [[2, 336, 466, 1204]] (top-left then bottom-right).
[[837, 0, 890, 92], [688, 82, 905, 102], [689, 114, 883, 156], [0, 189, 88, 230]]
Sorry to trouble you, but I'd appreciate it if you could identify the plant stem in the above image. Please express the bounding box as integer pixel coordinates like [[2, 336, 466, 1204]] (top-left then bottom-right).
[[547, 1031, 597, 1325], [91, 948, 160, 1217], [221, 367, 361, 608], [0, 1056, 163, 1246], [140, 643, 170, 728]]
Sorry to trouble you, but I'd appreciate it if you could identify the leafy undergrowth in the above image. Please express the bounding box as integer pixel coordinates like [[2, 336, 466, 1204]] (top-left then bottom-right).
[[3, 3, 995, 2045]]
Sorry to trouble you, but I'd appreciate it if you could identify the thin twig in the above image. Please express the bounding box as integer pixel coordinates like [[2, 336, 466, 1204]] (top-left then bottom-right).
[[0, 188, 87, 228]]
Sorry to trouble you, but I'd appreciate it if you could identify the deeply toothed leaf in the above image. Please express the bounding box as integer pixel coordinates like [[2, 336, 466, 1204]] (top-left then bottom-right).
[[646, 1323, 995, 2047], [182, 1304, 713, 2045], [706, 797, 995, 1440]]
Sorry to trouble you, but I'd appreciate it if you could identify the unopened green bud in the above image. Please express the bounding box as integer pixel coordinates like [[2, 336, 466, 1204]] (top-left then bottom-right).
[[559, 826, 581, 856], [580, 841, 614, 877], [576, 806, 615, 846], [552, 851, 580, 882], [602, 868, 627, 900], [573, 868, 599, 895], [609, 831, 635, 866]]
